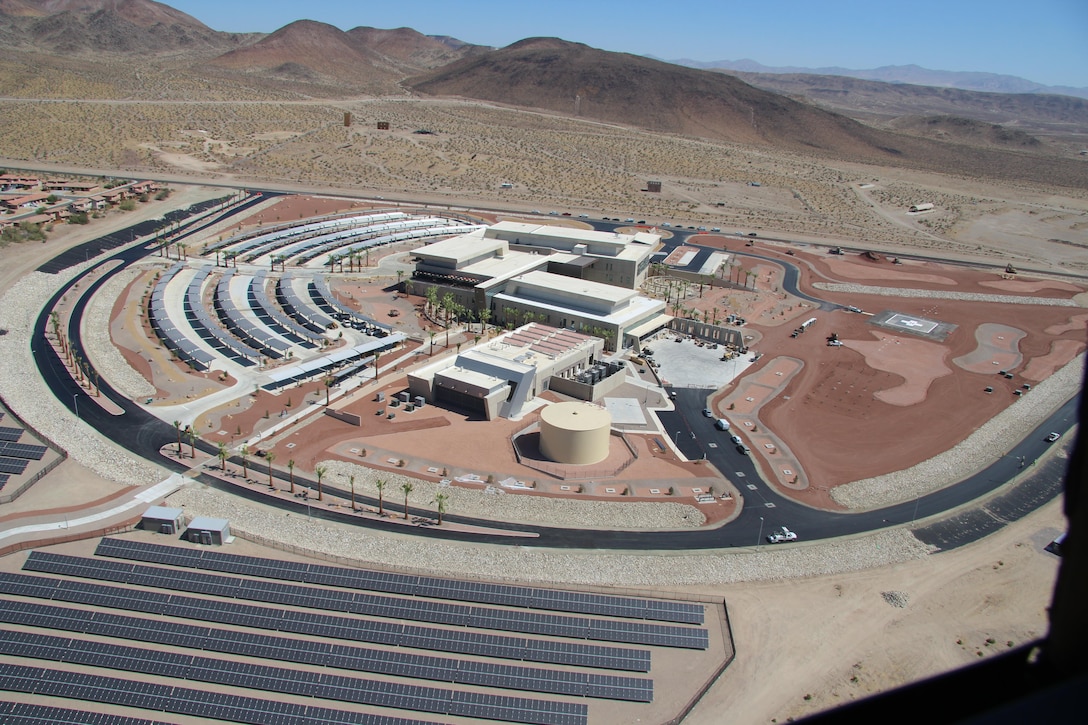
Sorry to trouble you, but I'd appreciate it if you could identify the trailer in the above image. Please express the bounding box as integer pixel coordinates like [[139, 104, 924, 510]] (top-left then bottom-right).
[[909, 203, 934, 213]]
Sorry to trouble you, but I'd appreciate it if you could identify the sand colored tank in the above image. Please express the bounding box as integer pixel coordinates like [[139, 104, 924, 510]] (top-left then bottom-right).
[[539, 401, 612, 465]]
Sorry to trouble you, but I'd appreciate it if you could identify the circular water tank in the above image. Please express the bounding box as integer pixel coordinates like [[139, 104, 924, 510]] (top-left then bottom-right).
[[539, 402, 612, 465]]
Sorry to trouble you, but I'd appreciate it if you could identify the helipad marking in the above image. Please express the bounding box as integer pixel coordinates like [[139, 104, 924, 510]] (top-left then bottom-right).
[[885, 313, 938, 333]]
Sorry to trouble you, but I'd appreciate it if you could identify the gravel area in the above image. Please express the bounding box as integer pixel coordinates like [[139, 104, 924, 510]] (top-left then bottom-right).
[[0, 269, 168, 486], [812, 283, 1082, 306], [318, 459, 707, 530], [167, 482, 932, 586], [832, 355, 1082, 510], [82, 265, 156, 400]]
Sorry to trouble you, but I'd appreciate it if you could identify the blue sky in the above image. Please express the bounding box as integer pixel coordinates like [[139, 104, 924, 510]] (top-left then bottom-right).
[[167, 0, 1088, 88]]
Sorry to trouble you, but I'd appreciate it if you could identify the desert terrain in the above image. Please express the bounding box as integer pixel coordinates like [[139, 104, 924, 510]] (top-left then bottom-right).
[[0, 4, 1084, 719]]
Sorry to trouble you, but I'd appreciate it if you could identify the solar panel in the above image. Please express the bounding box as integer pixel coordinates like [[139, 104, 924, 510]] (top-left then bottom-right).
[[0, 627, 588, 725], [96, 538, 704, 624], [0, 663, 446, 725], [45, 550, 706, 649], [0, 570, 649, 672], [0, 427, 23, 442], [0, 442, 45, 460], [0, 457, 28, 475], [0, 700, 174, 725]]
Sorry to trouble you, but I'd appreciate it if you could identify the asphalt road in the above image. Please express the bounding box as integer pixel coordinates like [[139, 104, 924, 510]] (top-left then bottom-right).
[[31, 205, 1079, 550]]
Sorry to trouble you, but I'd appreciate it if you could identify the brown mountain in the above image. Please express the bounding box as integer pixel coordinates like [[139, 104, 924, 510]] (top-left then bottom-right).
[[411, 38, 933, 156], [722, 71, 1088, 134], [345, 26, 485, 74], [408, 38, 1086, 188], [206, 19, 398, 90], [886, 115, 1044, 151], [0, 0, 241, 54]]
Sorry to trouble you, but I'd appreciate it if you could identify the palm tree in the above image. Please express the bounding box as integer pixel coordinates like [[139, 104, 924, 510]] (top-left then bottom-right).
[[315, 465, 326, 501], [265, 451, 276, 488], [401, 481, 414, 520], [217, 442, 228, 471], [479, 308, 491, 337], [287, 459, 296, 494], [432, 491, 449, 526], [324, 376, 334, 406], [240, 445, 249, 478], [349, 474, 356, 511], [173, 420, 183, 456], [429, 331, 437, 356], [375, 478, 386, 516], [372, 348, 381, 382], [186, 426, 196, 458]]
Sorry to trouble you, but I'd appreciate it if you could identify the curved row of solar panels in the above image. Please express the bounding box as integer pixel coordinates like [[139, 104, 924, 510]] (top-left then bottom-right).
[[212, 212, 408, 255], [249, 271, 320, 347], [184, 267, 261, 365], [147, 263, 215, 371], [214, 270, 291, 359], [291, 221, 483, 266]]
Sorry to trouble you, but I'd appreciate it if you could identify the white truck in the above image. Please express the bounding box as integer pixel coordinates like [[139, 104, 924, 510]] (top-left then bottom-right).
[[767, 526, 798, 543]]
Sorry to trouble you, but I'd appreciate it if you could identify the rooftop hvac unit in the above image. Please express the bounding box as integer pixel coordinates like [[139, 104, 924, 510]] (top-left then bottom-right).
[[159, 523, 174, 535]]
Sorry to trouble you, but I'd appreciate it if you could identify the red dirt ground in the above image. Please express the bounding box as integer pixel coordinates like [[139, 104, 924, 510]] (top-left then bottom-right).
[[111, 201, 1088, 513]]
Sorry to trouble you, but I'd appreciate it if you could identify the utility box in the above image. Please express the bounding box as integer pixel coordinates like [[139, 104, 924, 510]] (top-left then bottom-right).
[[141, 506, 184, 536], [185, 516, 231, 546], [646, 180, 662, 193]]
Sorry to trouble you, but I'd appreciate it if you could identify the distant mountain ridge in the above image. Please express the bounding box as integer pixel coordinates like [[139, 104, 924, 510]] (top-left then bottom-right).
[[666, 58, 1088, 100]]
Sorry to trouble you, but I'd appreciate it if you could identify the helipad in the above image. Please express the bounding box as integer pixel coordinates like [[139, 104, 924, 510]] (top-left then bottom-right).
[[869, 310, 956, 341]]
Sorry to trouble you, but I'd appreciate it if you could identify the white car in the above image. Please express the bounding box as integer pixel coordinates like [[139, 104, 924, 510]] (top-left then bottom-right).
[[702, 408, 714, 418], [1046, 432, 1061, 442], [767, 526, 798, 544]]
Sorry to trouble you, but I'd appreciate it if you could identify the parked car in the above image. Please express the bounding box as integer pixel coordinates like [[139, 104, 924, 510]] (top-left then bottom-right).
[[729, 434, 742, 445], [702, 408, 714, 418], [736, 443, 750, 455], [1046, 432, 1062, 442], [767, 526, 797, 543]]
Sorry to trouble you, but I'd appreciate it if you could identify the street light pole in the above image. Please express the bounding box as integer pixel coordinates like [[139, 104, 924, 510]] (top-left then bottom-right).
[[72, 393, 79, 419], [757, 516, 764, 548]]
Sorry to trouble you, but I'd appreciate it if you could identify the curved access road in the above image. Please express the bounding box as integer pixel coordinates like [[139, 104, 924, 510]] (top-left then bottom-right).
[[31, 204, 1078, 550]]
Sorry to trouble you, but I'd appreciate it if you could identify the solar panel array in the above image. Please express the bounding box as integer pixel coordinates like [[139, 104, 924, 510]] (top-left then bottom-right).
[[260, 336, 406, 391], [308, 276, 386, 330], [147, 263, 215, 371], [293, 221, 482, 265], [270, 218, 442, 265], [220, 212, 408, 256], [0, 629, 588, 725], [184, 268, 259, 365], [249, 271, 319, 347], [0, 663, 445, 725], [97, 537, 705, 624], [0, 473, 10, 490], [0, 598, 652, 701], [213, 270, 291, 358], [0, 441, 46, 460], [0, 699, 174, 725], [0, 571, 648, 671], [245, 215, 420, 264], [24, 552, 707, 650], [0, 426, 23, 442], [276, 275, 335, 332]]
